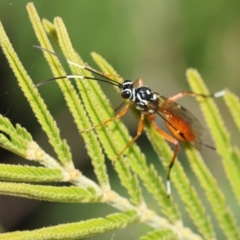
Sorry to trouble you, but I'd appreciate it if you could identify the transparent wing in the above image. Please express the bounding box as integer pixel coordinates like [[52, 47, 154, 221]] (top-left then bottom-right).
[[148, 94, 204, 150]]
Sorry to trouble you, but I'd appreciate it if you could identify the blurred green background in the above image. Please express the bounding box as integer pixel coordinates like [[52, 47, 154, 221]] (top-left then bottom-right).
[[0, 1, 240, 239]]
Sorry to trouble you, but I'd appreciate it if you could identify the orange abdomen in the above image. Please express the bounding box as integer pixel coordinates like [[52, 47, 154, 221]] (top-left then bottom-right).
[[165, 116, 196, 142]]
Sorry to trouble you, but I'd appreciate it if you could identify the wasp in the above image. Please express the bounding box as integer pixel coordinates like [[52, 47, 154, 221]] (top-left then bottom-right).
[[34, 46, 225, 196]]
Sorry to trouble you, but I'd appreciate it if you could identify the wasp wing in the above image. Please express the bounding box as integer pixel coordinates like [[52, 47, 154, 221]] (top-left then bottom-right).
[[148, 94, 204, 150]]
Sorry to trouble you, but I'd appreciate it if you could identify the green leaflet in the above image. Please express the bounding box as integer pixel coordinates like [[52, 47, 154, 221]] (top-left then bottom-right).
[[187, 69, 240, 240], [0, 211, 138, 240], [52, 17, 110, 190], [0, 114, 61, 168], [0, 164, 63, 182], [140, 229, 176, 240], [0, 182, 100, 202], [224, 91, 240, 132], [42, 18, 58, 44], [0, 14, 72, 166]]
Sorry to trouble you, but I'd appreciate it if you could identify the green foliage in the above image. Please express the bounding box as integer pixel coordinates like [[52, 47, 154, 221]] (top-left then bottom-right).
[[0, 115, 32, 157], [0, 2, 239, 240], [0, 164, 63, 182], [186, 70, 240, 239], [0, 211, 138, 240], [0, 182, 100, 202], [140, 229, 176, 240]]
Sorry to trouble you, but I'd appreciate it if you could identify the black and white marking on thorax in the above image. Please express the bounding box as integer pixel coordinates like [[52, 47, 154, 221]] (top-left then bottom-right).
[[120, 80, 159, 114]]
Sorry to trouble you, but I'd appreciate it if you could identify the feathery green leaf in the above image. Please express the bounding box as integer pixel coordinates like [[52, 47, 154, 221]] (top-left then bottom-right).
[[223, 91, 240, 133], [0, 182, 101, 202], [52, 17, 110, 190], [42, 18, 59, 44], [0, 164, 63, 182], [0, 2, 239, 240], [187, 69, 240, 240], [0, 10, 72, 166], [0, 211, 138, 240], [140, 229, 176, 240]]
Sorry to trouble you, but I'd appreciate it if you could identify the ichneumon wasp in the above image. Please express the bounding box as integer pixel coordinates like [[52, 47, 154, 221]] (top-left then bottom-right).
[[34, 45, 226, 196]]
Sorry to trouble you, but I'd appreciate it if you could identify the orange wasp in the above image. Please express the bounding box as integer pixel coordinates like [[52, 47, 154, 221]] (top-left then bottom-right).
[[35, 46, 225, 196]]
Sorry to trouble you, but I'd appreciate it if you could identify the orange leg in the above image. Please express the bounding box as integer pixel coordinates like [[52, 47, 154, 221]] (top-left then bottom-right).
[[115, 113, 145, 160], [113, 79, 145, 158], [82, 102, 131, 133], [148, 114, 179, 197], [133, 78, 143, 87], [168, 90, 225, 102], [114, 101, 127, 113], [83, 104, 145, 163]]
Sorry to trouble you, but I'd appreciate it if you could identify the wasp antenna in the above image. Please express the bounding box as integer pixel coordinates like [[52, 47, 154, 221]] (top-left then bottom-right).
[[33, 45, 121, 86], [33, 45, 85, 70], [35, 75, 84, 88], [203, 143, 216, 150], [212, 89, 227, 98], [35, 74, 120, 88]]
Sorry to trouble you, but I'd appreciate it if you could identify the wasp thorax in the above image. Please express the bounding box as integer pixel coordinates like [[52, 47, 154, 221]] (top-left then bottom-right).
[[136, 87, 155, 101]]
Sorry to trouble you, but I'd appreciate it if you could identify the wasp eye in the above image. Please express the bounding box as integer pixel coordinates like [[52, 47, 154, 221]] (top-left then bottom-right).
[[121, 90, 131, 99]]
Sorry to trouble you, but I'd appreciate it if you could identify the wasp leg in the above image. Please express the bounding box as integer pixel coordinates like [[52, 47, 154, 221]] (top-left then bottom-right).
[[115, 113, 145, 160], [148, 114, 179, 197], [134, 78, 143, 87], [168, 90, 225, 102], [81, 102, 131, 133]]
